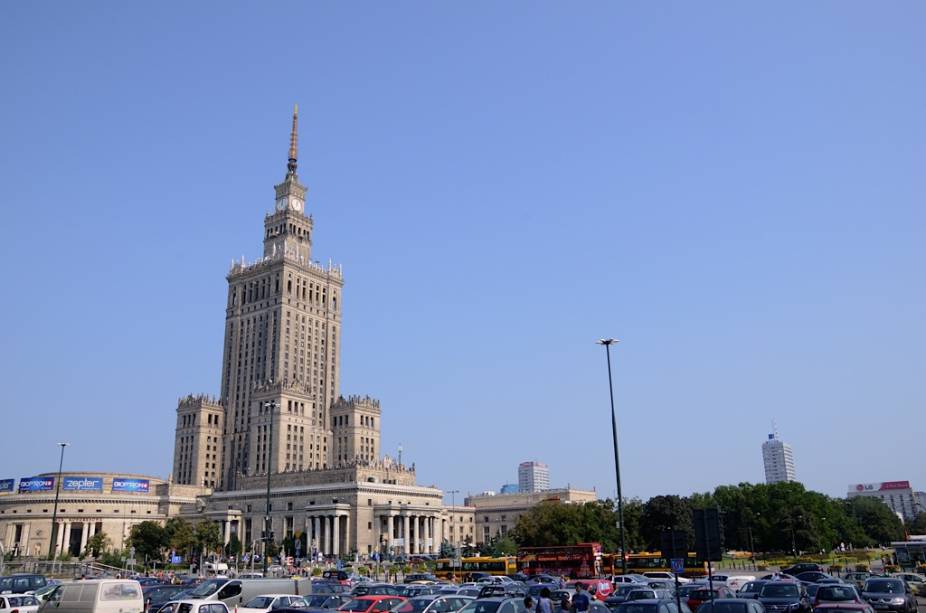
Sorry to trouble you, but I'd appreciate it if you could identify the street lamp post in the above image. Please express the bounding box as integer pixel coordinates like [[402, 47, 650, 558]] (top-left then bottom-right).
[[263, 401, 276, 576], [447, 489, 460, 579], [597, 339, 627, 576], [47, 442, 69, 560]]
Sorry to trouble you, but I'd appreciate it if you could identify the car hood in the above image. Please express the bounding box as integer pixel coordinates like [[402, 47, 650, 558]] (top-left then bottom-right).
[[758, 598, 800, 605], [862, 593, 905, 600]]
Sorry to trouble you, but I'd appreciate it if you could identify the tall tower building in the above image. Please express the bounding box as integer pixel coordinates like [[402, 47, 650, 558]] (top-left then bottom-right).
[[172, 395, 224, 488], [518, 461, 550, 493], [330, 395, 381, 466], [218, 106, 343, 489], [762, 430, 796, 484]]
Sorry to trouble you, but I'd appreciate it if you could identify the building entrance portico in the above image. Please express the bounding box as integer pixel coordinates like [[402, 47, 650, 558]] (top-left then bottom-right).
[[373, 504, 441, 556], [304, 503, 350, 558]]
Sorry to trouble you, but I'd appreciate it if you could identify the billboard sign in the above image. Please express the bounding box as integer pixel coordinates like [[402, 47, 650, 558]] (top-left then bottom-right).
[[63, 476, 103, 492], [879, 481, 911, 491], [112, 478, 149, 493], [0, 479, 14, 493], [19, 477, 54, 492]]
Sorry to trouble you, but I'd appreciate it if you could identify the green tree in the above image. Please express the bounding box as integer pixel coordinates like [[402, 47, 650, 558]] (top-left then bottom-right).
[[127, 521, 167, 562], [909, 512, 926, 535], [84, 532, 111, 557], [511, 500, 628, 550], [225, 533, 242, 558], [640, 495, 693, 551], [846, 496, 904, 546], [195, 521, 222, 556], [165, 518, 196, 554]]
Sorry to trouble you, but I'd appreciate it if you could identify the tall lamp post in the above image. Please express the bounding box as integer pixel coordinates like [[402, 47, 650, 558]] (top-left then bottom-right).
[[47, 442, 69, 560], [262, 401, 276, 576], [597, 339, 627, 576], [447, 489, 460, 578]]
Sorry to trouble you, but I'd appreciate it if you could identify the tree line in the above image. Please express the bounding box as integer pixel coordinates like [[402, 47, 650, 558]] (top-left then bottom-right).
[[509, 481, 906, 554]]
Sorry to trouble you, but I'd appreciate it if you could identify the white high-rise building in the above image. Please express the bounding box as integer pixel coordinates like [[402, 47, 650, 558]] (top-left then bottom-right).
[[762, 432, 796, 484], [518, 461, 550, 493]]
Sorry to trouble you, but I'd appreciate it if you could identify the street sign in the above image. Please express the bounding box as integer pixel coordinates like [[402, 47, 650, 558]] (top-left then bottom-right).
[[671, 558, 685, 574]]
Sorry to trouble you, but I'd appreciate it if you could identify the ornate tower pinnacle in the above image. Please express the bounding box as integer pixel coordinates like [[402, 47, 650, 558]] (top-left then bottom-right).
[[287, 104, 299, 176]]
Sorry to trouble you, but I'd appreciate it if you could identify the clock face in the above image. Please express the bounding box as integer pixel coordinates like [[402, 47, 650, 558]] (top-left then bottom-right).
[[276, 197, 287, 211], [290, 198, 303, 212]]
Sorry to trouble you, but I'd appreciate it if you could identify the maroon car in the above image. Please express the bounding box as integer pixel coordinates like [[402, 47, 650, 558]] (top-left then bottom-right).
[[687, 586, 735, 612]]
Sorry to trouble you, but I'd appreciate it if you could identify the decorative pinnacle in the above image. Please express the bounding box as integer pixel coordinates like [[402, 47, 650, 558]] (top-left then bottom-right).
[[287, 104, 298, 175]]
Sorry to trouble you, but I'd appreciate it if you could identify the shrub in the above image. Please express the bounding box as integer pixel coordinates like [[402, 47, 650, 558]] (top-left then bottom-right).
[[855, 564, 869, 572]]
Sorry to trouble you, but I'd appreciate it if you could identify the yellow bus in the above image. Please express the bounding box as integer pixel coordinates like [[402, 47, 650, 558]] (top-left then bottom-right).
[[623, 552, 707, 578], [435, 556, 517, 580]]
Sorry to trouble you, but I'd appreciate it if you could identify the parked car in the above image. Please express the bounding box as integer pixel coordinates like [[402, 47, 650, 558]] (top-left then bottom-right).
[[0, 594, 41, 613], [324, 572, 352, 586], [145, 585, 194, 612], [391, 595, 475, 613], [353, 585, 402, 597], [643, 573, 691, 585], [688, 587, 736, 612], [843, 574, 871, 593], [338, 596, 407, 613], [756, 581, 809, 613], [612, 576, 650, 587], [40, 580, 144, 613], [301, 594, 354, 613], [696, 598, 765, 613], [812, 604, 874, 613], [405, 575, 439, 585], [889, 573, 925, 597], [239, 594, 311, 613], [613, 598, 694, 613], [794, 573, 831, 585], [781, 565, 823, 577], [0, 575, 48, 594], [735, 582, 767, 600], [456, 596, 528, 613], [627, 590, 674, 602], [813, 585, 862, 607], [860, 578, 917, 613], [156, 602, 230, 613]]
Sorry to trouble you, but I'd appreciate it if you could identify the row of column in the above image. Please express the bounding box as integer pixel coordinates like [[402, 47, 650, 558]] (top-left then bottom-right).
[[305, 513, 349, 557], [53, 520, 97, 556], [379, 513, 440, 555]]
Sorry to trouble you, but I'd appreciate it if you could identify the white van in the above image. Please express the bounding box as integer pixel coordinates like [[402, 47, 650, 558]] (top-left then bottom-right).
[[181, 578, 311, 609], [40, 579, 144, 613]]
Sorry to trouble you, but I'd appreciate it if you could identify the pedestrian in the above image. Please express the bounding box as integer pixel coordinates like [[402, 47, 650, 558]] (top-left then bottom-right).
[[537, 587, 554, 613], [558, 594, 571, 613], [524, 596, 536, 613], [572, 583, 590, 613]]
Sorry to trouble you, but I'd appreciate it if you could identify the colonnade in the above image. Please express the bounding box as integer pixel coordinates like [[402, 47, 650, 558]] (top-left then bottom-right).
[[53, 520, 98, 556], [305, 512, 349, 556], [376, 512, 441, 555]]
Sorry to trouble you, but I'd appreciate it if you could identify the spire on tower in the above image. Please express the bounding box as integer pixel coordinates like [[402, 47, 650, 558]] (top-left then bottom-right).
[[287, 104, 299, 175]]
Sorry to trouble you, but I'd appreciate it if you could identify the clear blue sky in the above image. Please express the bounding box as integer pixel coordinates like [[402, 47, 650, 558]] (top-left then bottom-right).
[[1, 2, 923, 502]]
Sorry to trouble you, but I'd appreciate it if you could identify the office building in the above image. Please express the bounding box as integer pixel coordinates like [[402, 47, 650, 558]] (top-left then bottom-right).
[[762, 431, 796, 484], [518, 461, 550, 493]]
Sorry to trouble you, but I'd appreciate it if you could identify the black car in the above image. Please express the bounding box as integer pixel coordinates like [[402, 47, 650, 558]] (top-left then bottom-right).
[[509, 574, 531, 583], [735, 582, 766, 600], [860, 578, 917, 613], [458, 596, 528, 613], [405, 573, 439, 584], [794, 572, 830, 584], [781, 564, 823, 577], [614, 598, 693, 613], [756, 581, 810, 613], [607, 585, 650, 608], [697, 599, 766, 613], [143, 585, 191, 612], [352, 584, 402, 596], [0, 574, 48, 594]]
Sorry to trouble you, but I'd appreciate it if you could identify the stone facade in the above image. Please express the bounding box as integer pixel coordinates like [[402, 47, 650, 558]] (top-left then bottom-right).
[[0, 473, 205, 558], [174, 395, 224, 488], [465, 488, 597, 545]]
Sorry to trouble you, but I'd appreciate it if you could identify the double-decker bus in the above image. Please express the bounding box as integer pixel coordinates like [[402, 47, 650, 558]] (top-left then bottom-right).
[[434, 556, 517, 580], [622, 552, 707, 578], [518, 543, 603, 579]]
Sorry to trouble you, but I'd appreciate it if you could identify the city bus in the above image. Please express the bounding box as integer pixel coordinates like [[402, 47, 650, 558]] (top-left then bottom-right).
[[518, 543, 603, 579], [622, 552, 707, 578], [434, 556, 517, 580]]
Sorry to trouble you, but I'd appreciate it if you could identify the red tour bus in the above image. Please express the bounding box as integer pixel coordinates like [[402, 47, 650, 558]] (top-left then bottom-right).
[[517, 543, 603, 579]]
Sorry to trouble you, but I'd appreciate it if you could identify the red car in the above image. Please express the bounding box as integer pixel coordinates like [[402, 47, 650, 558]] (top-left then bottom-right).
[[813, 585, 863, 608], [338, 596, 407, 613], [687, 586, 735, 612], [565, 580, 614, 601]]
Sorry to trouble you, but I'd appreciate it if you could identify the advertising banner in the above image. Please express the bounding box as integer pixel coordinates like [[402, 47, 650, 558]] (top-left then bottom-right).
[[0, 479, 14, 493], [19, 477, 54, 492], [112, 478, 149, 493], [62, 476, 103, 492], [879, 481, 911, 491]]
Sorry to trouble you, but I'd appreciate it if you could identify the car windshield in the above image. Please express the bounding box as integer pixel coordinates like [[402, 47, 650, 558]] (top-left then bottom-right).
[[246, 597, 277, 608], [761, 585, 799, 598], [342, 600, 375, 612], [615, 586, 639, 596], [817, 587, 856, 601], [187, 579, 225, 598], [865, 581, 904, 594], [691, 590, 718, 600], [458, 601, 502, 613]]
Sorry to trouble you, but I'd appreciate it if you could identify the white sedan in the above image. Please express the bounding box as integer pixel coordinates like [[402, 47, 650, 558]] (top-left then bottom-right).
[[238, 594, 308, 613], [156, 601, 231, 613], [0, 595, 40, 613]]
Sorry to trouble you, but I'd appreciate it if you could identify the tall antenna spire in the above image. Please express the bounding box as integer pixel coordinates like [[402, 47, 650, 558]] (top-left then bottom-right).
[[287, 103, 298, 175]]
